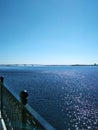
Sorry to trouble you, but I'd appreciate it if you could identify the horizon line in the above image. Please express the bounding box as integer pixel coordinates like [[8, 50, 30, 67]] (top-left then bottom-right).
[[0, 63, 98, 66]]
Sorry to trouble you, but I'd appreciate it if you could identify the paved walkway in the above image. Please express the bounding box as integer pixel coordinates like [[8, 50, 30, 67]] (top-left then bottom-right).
[[0, 111, 7, 130]]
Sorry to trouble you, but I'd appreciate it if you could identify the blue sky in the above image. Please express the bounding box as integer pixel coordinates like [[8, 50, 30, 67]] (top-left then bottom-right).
[[0, 0, 98, 65]]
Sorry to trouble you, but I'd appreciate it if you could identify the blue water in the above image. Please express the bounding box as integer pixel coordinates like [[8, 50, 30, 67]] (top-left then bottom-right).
[[0, 66, 98, 130]]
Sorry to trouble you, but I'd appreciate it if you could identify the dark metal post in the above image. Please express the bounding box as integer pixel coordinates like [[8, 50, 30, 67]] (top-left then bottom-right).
[[20, 90, 28, 130], [0, 76, 4, 116], [0, 77, 4, 83]]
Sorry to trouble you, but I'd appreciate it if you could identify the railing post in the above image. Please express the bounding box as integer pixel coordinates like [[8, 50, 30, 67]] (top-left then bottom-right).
[[0, 76, 4, 116], [20, 90, 28, 130]]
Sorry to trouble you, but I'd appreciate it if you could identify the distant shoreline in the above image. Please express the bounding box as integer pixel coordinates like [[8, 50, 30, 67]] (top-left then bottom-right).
[[0, 64, 98, 67]]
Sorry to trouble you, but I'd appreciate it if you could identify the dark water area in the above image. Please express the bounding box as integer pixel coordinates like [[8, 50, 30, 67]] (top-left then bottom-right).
[[0, 66, 98, 130]]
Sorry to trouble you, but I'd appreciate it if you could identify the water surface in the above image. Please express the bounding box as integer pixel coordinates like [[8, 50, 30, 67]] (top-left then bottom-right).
[[0, 66, 98, 130]]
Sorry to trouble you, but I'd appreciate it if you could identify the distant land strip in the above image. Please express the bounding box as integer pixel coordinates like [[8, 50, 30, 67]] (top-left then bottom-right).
[[0, 64, 98, 67]]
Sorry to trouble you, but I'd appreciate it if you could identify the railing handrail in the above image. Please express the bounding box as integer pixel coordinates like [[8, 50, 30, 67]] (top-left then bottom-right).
[[0, 77, 56, 130]]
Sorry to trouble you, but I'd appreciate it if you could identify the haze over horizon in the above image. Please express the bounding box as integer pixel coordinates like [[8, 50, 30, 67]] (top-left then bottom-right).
[[0, 0, 98, 65]]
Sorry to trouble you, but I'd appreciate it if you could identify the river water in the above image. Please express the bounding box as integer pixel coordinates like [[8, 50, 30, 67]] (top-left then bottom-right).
[[0, 66, 98, 130]]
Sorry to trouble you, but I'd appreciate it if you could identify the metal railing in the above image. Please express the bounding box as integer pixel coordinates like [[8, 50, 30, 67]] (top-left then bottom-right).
[[0, 77, 56, 130]]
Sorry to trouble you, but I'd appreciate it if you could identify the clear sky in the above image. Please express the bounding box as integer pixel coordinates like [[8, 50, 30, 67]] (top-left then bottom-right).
[[0, 0, 98, 65]]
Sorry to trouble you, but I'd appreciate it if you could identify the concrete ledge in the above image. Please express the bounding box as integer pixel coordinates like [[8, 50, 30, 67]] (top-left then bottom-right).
[[0, 111, 7, 130]]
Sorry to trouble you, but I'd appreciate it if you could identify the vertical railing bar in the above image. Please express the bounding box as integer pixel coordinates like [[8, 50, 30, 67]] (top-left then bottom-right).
[[20, 90, 28, 130], [0, 76, 4, 117]]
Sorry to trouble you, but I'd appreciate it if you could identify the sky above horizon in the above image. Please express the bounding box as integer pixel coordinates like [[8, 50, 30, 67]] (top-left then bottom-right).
[[0, 0, 98, 65]]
